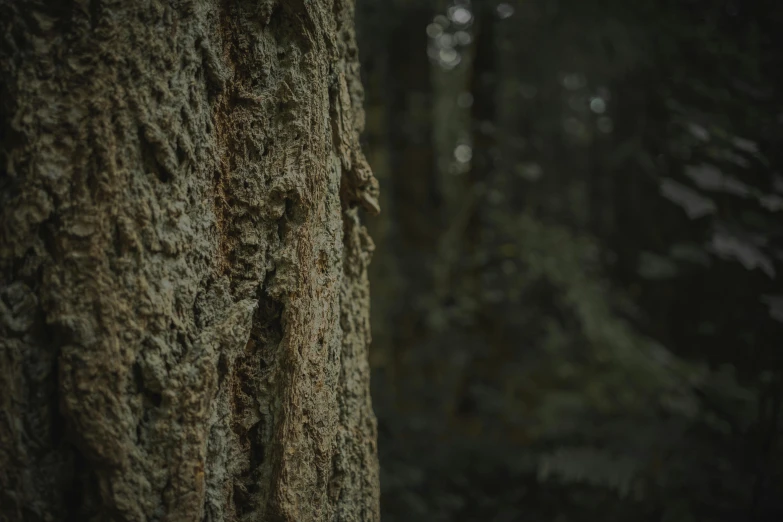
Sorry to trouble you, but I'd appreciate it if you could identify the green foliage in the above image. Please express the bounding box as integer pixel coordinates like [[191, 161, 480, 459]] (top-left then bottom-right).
[[359, 0, 783, 520]]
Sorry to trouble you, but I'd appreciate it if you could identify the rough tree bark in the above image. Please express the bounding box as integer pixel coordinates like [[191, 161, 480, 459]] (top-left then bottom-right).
[[0, 1, 380, 521]]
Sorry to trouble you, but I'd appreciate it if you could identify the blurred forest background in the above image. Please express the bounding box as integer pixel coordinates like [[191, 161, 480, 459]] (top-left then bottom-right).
[[354, 0, 783, 520]]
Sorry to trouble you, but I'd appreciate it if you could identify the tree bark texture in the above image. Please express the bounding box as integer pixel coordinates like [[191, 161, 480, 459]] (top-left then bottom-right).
[[0, 1, 380, 521]]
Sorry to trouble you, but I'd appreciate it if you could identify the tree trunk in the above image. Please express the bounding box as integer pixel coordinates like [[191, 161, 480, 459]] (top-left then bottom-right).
[[0, 1, 379, 521]]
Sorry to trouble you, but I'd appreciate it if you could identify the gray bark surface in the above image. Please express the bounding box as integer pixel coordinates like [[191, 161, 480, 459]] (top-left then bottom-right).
[[0, 1, 380, 520]]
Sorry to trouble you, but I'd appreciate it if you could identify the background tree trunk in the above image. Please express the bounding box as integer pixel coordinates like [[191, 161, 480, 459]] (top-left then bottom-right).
[[0, 1, 379, 521]]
